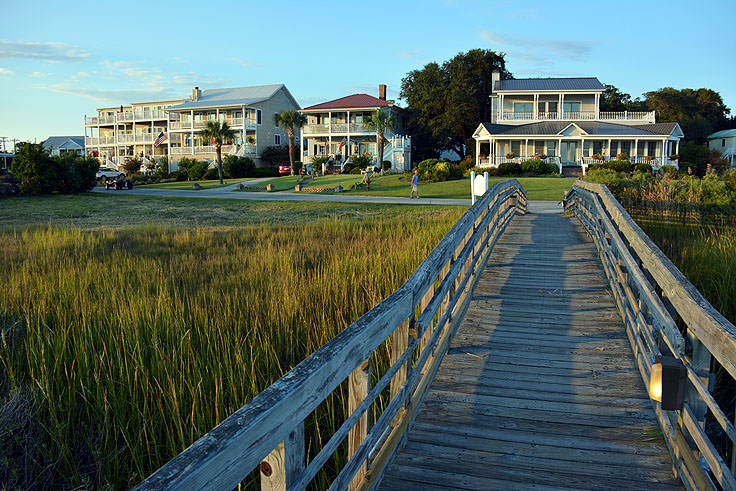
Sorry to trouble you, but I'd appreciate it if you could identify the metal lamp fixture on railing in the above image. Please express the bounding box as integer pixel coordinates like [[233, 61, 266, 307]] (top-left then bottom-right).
[[649, 355, 686, 411]]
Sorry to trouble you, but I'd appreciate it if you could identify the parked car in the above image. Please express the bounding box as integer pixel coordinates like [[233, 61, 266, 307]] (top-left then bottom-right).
[[278, 163, 291, 175], [97, 167, 125, 180]]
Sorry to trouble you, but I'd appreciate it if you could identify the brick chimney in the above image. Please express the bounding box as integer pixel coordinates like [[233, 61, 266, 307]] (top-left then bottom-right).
[[192, 86, 201, 101], [379, 84, 387, 101]]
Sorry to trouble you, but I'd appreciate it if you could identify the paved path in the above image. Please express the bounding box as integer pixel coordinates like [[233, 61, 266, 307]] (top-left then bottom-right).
[[93, 183, 474, 206], [380, 204, 680, 490]]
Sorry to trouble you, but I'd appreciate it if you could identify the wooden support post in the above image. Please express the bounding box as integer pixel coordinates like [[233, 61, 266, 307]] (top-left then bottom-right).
[[260, 421, 305, 491], [390, 319, 409, 399], [419, 284, 435, 366], [348, 358, 370, 491]]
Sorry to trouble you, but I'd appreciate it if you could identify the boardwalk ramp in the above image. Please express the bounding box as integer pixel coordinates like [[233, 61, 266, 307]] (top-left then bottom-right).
[[380, 202, 681, 489]]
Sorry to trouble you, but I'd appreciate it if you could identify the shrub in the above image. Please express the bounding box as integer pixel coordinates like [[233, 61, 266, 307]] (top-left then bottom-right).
[[634, 163, 652, 174], [382, 160, 392, 171], [350, 153, 372, 169], [616, 153, 630, 161], [293, 161, 303, 174], [168, 170, 187, 181], [587, 160, 634, 173], [592, 153, 604, 161], [176, 157, 198, 175], [222, 155, 255, 178], [10, 143, 99, 194], [342, 163, 354, 174], [252, 167, 279, 178], [520, 159, 549, 176], [498, 162, 522, 176], [349, 167, 362, 174], [122, 156, 143, 176], [311, 155, 331, 172], [678, 162, 698, 176], [155, 156, 169, 177], [203, 167, 220, 180], [187, 161, 209, 180], [458, 155, 475, 173]]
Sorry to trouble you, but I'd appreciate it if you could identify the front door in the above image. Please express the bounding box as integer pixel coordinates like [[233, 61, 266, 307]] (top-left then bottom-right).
[[560, 141, 578, 164]]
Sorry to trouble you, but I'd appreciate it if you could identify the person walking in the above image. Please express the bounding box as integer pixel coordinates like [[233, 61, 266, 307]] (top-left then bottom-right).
[[410, 170, 419, 198]]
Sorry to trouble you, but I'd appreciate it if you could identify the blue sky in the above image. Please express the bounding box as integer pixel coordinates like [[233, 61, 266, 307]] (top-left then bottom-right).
[[1, 0, 734, 143]]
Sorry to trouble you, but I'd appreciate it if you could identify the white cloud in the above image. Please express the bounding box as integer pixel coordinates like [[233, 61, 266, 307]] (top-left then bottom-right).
[[480, 31, 592, 61], [0, 67, 14, 75], [29, 71, 48, 77], [77, 71, 90, 78], [43, 84, 175, 104], [0, 40, 90, 61], [99, 60, 228, 89]]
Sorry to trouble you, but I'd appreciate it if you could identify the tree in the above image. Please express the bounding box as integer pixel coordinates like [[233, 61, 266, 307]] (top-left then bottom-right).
[[363, 110, 396, 174], [273, 110, 307, 175], [643, 87, 731, 144], [122, 156, 142, 175], [10, 142, 98, 194], [401, 49, 510, 158], [599, 84, 633, 112], [198, 121, 236, 183], [261, 145, 290, 167]]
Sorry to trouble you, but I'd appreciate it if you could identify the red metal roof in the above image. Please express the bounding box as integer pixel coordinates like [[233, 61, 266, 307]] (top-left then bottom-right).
[[303, 94, 392, 110]]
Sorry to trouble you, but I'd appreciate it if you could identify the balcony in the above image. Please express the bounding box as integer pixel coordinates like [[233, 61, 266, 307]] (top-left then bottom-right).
[[494, 110, 656, 124], [302, 123, 374, 135], [170, 144, 255, 156]]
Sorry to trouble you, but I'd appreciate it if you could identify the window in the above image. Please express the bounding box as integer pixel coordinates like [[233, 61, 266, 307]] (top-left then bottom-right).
[[534, 141, 545, 155], [563, 102, 581, 114], [723, 139, 727, 147], [593, 141, 604, 155], [257, 109, 262, 125], [274, 134, 281, 145], [546, 141, 557, 157], [513, 103, 533, 115], [511, 141, 521, 156], [648, 141, 657, 156]]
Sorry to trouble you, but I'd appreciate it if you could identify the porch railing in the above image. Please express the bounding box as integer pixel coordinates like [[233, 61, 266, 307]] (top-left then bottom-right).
[[494, 110, 656, 123], [134, 180, 527, 491]]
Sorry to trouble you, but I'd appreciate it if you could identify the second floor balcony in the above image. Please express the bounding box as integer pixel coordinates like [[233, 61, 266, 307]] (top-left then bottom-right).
[[302, 123, 375, 135], [494, 110, 656, 124], [169, 117, 257, 131]]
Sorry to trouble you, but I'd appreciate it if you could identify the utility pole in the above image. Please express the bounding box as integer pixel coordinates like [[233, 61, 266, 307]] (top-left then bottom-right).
[[0, 136, 7, 170]]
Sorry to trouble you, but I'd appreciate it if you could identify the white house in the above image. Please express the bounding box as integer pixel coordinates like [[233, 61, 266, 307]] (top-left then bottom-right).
[[707, 129, 736, 167], [300, 85, 411, 171], [473, 72, 684, 173], [42, 136, 85, 156]]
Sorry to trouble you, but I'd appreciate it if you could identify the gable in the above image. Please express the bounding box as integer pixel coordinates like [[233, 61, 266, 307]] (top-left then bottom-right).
[[559, 123, 587, 137]]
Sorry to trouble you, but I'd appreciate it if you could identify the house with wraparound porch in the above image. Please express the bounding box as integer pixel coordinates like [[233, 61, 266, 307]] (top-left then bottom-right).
[[472, 73, 684, 174]]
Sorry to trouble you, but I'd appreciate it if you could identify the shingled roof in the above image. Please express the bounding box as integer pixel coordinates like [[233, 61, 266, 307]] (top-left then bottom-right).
[[303, 94, 392, 111], [495, 77, 605, 92]]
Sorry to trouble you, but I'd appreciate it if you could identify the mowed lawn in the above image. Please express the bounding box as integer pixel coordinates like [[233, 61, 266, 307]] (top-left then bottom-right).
[[234, 174, 573, 200], [334, 175, 573, 201], [239, 175, 302, 191], [135, 179, 251, 190]]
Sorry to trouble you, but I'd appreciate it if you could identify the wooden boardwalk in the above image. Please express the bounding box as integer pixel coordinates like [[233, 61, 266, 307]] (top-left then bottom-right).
[[380, 204, 682, 490]]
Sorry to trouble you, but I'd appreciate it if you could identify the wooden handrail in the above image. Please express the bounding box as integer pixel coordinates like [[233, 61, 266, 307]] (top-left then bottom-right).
[[566, 180, 736, 491], [135, 179, 527, 491]]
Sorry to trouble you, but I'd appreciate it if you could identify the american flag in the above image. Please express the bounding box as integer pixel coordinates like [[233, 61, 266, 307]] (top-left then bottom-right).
[[154, 132, 167, 147]]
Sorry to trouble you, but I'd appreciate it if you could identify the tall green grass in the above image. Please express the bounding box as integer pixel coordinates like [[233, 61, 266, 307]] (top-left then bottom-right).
[[629, 211, 736, 464], [0, 210, 462, 488]]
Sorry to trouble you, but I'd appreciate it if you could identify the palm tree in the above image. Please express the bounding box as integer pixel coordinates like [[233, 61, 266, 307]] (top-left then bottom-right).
[[274, 110, 307, 175], [363, 110, 396, 174], [198, 121, 236, 184]]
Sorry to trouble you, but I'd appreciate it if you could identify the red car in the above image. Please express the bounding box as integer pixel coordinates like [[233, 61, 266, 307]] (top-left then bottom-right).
[[278, 163, 291, 175]]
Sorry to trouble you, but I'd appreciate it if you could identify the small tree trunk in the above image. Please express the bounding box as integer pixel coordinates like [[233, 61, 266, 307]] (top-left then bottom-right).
[[216, 145, 224, 184], [378, 130, 384, 175], [288, 128, 295, 176]]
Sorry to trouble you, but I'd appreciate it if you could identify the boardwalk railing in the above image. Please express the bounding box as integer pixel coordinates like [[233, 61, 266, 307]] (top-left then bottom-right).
[[135, 180, 527, 490], [565, 180, 736, 491]]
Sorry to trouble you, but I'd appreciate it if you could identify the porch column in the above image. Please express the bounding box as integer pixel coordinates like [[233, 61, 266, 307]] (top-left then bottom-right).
[[675, 140, 679, 154], [475, 138, 480, 166], [558, 138, 562, 160], [347, 136, 351, 159], [559, 94, 563, 120], [607, 139, 612, 159], [534, 94, 539, 120], [581, 138, 585, 160], [524, 139, 528, 158], [499, 94, 504, 119], [329, 135, 332, 157], [595, 93, 600, 120], [190, 110, 195, 155], [633, 139, 638, 160], [662, 139, 667, 158], [166, 113, 171, 170], [328, 111, 332, 133]]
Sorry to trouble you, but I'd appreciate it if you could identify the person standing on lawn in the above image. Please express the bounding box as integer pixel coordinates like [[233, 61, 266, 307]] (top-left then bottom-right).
[[410, 170, 419, 198]]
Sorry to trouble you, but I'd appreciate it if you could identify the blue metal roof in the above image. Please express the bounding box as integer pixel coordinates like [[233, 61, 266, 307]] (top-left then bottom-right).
[[495, 77, 605, 92], [42, 136, 85, 150], [708, 129, 736, 139], [168, 84, 292, 110], [479, 121, 678, 136]]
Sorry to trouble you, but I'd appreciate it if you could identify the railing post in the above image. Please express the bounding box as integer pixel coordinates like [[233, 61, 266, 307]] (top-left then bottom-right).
[[260, 421, 305, 491], [390, 318, 410, 399], [348, 357, 370, 491]]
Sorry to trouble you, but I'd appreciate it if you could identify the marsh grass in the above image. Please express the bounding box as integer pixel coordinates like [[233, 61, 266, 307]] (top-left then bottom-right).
[[629, 209, 736, 465], [0, 206, 463, 488]]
